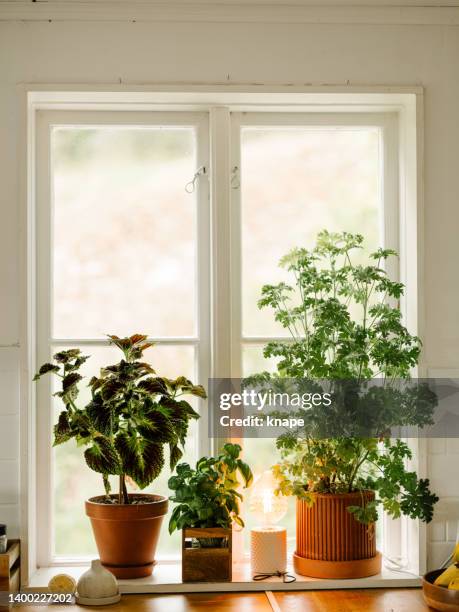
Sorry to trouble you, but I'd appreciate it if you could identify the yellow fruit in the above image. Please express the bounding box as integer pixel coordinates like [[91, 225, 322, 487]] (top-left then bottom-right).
[[434, 563, 459, 587], [48, 574, 77, 594], [453, 543, 459, 564], [448, 577, 459, 590]]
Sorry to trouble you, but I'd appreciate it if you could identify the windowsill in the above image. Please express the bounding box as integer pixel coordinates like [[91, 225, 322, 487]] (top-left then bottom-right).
[[26, 561, 422, 593]]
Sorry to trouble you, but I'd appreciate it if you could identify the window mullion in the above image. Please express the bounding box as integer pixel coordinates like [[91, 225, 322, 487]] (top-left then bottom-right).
[[48, 337, 200, 345], [229, 113, 243, 379], [210, 107, 232, 381]]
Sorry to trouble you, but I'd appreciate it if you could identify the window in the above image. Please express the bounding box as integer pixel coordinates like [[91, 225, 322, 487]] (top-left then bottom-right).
[[229, 113, 398, 555], [34, 101, 405, 569], [36, 111, 210, 564]]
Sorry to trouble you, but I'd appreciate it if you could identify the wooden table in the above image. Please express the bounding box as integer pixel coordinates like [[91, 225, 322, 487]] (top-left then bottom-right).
[[273, 588, 429, 611], [11, 589, 430, 611]]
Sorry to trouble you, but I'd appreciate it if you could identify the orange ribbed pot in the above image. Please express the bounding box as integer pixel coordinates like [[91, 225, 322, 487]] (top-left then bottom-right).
[[86, 494, 168, 579], [294, 491, 382, 579]]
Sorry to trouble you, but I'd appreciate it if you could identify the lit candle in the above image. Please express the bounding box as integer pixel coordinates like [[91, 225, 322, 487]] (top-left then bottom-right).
[[249, 471, 288, 575]]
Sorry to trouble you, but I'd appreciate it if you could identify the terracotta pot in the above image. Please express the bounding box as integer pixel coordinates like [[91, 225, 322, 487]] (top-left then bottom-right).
[[294, 491, 382, 579], [85, 494, 168, 579]]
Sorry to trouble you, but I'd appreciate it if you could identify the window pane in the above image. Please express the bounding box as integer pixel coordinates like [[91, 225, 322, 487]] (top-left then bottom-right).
[[52, 127, 197, 338], [53, 344, 197, 558], [240, 125, 383, 553], [241, 127, 381, 337], [242, 344, 278, 377]]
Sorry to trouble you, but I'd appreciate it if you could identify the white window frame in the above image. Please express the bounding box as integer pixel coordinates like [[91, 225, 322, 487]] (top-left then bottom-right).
[[20, 87, 423, 586]]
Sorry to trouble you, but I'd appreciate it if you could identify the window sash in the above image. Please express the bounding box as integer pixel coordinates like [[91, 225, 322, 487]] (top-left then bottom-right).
[[35, 110, 211, 565], [229, 111, 400, 562]]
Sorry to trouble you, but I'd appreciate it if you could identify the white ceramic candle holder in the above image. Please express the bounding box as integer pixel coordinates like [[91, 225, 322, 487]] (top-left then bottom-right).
[[251, 526, 287, 574]]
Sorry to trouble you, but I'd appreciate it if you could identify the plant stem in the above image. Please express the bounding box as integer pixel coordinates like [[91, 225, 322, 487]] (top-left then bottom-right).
[[348, 448, 370, 492], [119, 474, 129, 504]]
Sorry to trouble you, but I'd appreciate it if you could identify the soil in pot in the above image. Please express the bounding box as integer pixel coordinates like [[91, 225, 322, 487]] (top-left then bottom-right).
[[294, 491, 382, 579], [85, 493, 168, 579]]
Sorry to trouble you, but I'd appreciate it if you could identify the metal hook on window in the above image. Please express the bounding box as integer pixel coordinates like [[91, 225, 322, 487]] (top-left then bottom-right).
[[185, 165, 207, 194], [231, 165, 240, 190]]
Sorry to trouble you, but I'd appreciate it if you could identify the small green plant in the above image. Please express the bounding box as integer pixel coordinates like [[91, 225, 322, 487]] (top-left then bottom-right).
[[168, 443, 253, 537], [249, 231, 438, 524], [34, 334, 206, 504]]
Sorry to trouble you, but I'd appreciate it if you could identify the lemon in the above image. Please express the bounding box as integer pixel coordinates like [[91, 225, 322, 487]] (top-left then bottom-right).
[[48, 574, 77, 594], [454, 543, 459, 564]]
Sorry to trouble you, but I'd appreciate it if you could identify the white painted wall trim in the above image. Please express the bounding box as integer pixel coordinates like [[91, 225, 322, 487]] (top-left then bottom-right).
[[19, 84, 38, 588], [2, 2, 459, 25], [24, 87, 422, 114], [5, 0, 459, 6]]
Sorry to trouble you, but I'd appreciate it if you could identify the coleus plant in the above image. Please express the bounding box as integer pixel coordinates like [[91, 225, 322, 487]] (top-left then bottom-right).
[[34, 334, 207, 504], [248, 231, 438, 524]]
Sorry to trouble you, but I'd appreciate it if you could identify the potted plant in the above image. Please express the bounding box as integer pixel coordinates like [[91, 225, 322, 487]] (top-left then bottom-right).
[[248, 231, 438, 579], [34, 333, 206, 578], [168, 443, 253, 582]]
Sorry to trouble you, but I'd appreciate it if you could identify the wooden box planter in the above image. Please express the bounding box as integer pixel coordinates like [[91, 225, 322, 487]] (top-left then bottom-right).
[[0, 540, 20, 593], [293, 492, 382, 579], [182, 528, 232, 583]]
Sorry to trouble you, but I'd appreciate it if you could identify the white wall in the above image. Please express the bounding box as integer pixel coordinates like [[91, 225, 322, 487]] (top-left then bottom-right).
[[1, 7, 459, 570]]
